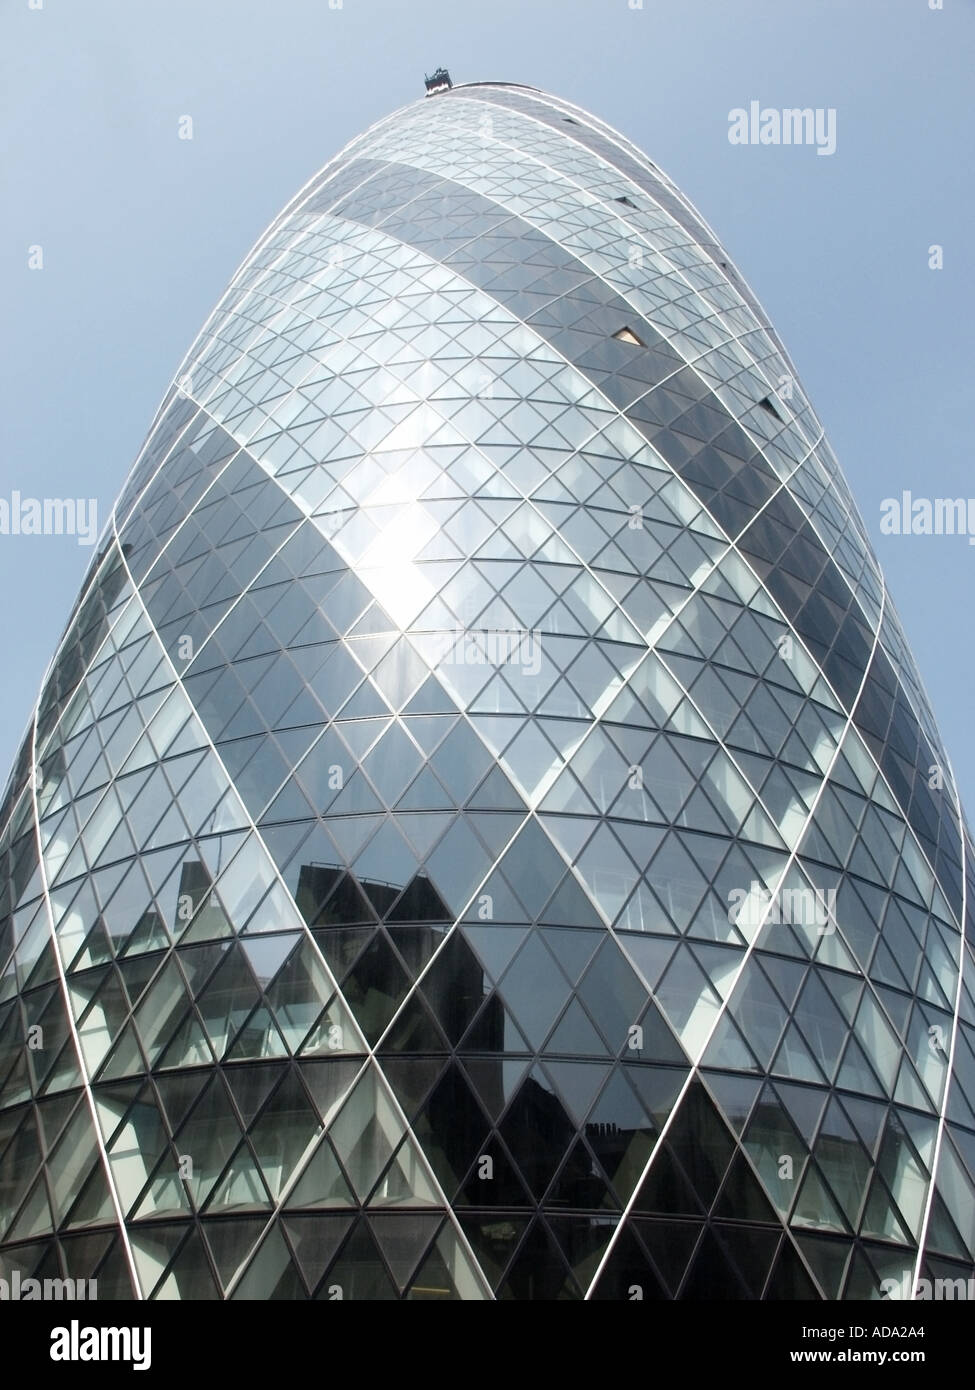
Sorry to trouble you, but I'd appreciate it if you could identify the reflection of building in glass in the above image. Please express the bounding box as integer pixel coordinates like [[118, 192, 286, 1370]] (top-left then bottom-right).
[[1, 81, 974, 1301]]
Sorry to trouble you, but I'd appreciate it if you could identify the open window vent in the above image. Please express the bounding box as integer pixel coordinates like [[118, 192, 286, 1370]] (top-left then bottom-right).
[[758, 395, 783, 422], [613, 326, 646, 347]]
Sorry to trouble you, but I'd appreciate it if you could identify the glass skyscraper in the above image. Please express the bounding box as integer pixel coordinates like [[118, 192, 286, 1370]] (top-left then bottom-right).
[[1, 81, 973, 1301]]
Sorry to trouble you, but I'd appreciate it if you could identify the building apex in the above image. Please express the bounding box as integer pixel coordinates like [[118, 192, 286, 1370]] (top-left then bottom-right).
[[424, 67, 452, 95]]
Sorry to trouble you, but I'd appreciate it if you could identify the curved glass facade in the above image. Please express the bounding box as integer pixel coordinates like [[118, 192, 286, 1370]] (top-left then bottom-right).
[[1, 82, 973, 1301]]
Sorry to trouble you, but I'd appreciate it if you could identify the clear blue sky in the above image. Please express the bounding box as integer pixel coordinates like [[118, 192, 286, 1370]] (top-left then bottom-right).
[[1, 0, 973, 810]]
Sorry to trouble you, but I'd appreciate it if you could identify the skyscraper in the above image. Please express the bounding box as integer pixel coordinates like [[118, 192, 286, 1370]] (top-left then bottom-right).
[[1, 81, 973, 1301]]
